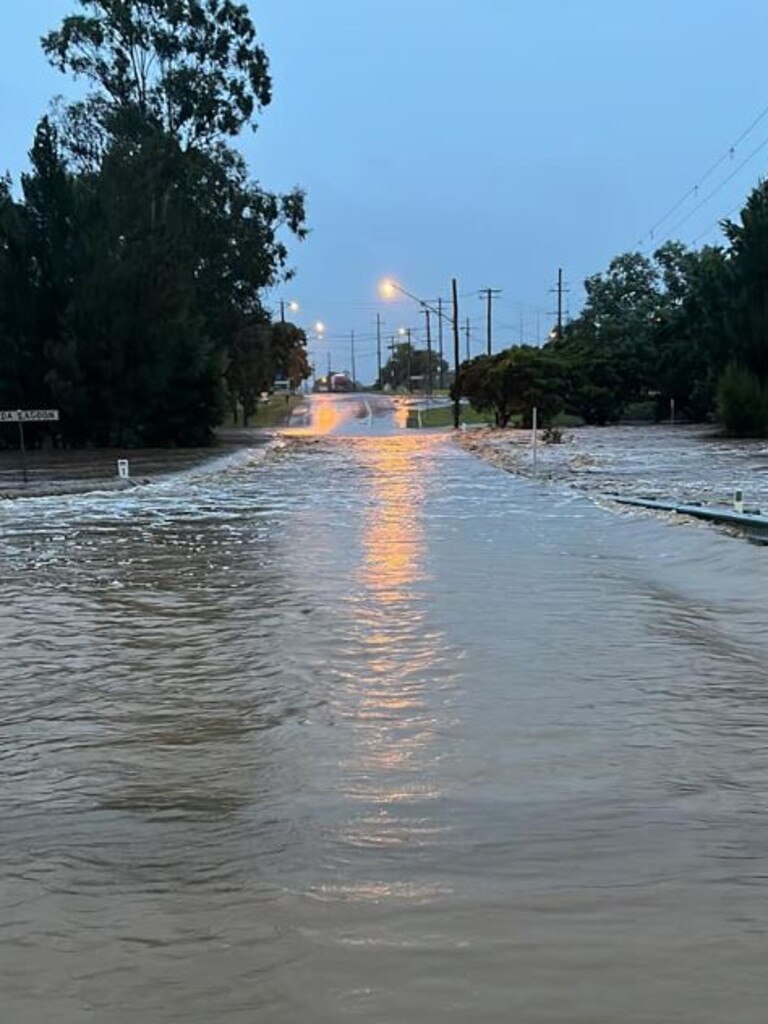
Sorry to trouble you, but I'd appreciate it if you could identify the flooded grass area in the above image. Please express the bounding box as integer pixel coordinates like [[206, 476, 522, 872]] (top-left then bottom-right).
[[459, 422, 768, 508], [0, 428, 273, 498]]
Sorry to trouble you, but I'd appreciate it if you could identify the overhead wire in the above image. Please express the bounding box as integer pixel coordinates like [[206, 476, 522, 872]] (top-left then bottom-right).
[[664, 130, 768, 241], [638, 97, 768, 248]]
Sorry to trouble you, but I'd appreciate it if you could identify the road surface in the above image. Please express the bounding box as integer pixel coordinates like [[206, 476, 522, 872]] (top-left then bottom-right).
[[2, 394, 768, 1022]]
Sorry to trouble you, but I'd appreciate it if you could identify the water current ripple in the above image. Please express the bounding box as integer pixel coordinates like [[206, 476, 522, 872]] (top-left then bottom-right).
[[2, 424, 768, 1022]]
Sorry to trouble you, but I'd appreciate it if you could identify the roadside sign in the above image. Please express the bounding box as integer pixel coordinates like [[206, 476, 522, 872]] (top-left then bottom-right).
[[0, 409, 60, 423], [0, 409, 60, 484]]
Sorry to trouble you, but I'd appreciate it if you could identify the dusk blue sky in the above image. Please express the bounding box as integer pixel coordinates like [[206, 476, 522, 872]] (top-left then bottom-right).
[[4, 2, 768, 381]]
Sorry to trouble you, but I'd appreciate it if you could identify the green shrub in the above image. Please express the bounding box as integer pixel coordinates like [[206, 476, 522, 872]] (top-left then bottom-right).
[[716, 363, 768, 436]]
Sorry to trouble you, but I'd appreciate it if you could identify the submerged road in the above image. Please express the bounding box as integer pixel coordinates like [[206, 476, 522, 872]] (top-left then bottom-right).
[[2, 395, 768, 1022]]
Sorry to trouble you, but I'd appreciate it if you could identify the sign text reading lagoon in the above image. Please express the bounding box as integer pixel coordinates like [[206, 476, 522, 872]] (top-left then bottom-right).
[[0, 410, 60, 423]]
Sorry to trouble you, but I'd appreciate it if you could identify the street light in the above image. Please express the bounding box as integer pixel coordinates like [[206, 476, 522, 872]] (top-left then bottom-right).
[[304, 321, 326, 391], [380, 276, 461, 425], [279, 299, 300, 322], [397, 327, 414, 394], [379, 278, 441, 317]]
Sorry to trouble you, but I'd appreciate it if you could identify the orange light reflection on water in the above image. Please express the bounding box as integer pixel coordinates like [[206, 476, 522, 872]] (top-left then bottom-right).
[[336, 435, 453, 886], [281, 395, 348, 437], [358, 436, 431, 603]]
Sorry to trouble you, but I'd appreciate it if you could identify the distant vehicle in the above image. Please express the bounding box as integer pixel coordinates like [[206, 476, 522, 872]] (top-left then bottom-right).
[[329, 373, 354, 393]]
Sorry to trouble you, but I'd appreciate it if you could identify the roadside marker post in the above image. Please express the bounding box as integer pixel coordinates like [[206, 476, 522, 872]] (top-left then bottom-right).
[[0, 409, 60, 485], [532, 406, 538, 472], [117, 459, 130, 480]]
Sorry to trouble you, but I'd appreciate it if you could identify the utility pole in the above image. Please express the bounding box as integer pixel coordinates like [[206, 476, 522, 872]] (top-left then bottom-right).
[[376, 313, 382, 389], [465, 317, 471, 361], [279, 299, 285, 323], [553, 267, 568, 341], [437, 297, 445, 390], [350, 329, 356, 388], [387, 334, 397, 389], [480, 287, 502, 355], [452, 278, 460, 429], [326, 350, 331, 388], [423, 307, 433, 396], [406, 328, 413, 393]]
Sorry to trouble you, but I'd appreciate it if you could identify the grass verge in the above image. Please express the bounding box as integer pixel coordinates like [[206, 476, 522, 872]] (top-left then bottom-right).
[[225, 395, 303, 429]]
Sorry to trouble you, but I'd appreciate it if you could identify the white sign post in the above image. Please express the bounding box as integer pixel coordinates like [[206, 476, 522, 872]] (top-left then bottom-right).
[[0, 409, 60, 484], [117, 459, 130, 480]]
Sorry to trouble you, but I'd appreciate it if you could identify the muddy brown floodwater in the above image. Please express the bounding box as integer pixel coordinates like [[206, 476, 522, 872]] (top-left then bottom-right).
[[2, 397, 768, 1023]]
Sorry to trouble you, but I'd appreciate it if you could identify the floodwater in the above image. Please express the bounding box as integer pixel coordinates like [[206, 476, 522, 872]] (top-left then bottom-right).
[[2, 395, 768, 1023]]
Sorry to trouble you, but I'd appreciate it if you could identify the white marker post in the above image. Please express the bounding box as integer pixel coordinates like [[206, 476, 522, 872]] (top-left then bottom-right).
[[532, 406, 538, 472], [117, 459, 130, 480], [0, 409, 60, 484]]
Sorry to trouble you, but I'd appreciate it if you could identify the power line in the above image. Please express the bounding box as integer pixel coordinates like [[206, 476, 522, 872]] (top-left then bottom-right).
[[638, 97, 768, 248], [665, 130, 768, 240]]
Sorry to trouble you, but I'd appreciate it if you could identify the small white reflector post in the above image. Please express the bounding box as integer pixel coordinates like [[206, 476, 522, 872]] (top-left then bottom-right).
[[117, 459, 130, 480]]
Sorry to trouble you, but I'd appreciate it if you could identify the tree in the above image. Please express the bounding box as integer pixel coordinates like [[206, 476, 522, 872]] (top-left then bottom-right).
[[0, 121, 78, 442], [42, 0, 272, 153], [722, 181, 768, 382], [270, 321, 310, 388], [225, 320, 271, 425], [650, 241, 729, 421], [225, 320, 310, 425], [717, 363, 768, 436], [378, 343, 447, 391], [554, 252, 661, 423], [0, 0, 308, 447], [456, 347, 565, 427]]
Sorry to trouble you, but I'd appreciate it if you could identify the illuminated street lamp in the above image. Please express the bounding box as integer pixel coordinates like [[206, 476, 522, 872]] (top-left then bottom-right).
[[380, 276, 461, 422], [310, 322, 332, 386], [397, 327, 414, 394], [279, 299, 300, 322]]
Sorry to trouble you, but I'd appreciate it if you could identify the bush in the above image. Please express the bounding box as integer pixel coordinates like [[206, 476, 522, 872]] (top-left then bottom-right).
[[716, 363, 768, 436], [542, 426, 566, 444]]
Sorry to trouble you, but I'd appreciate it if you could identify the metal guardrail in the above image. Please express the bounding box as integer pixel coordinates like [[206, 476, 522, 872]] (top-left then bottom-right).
[[609, 494, 768, 536]]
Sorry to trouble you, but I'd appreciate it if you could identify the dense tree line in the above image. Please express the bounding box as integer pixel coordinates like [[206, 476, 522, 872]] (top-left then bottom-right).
[[377, 342, 449, 392], [0, 0, 309, 448], [457, 181, 768, 436]]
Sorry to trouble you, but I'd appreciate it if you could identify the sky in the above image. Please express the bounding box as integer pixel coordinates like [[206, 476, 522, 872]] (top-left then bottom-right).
[[4, 1, 768, 382]]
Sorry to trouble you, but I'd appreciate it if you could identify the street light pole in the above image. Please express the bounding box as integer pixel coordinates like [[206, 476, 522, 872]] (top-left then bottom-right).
[[452, 277, 461, 429], [380, 277, 456, 402], [279, 299, 299, 324], [423, 307, 433, 396], [376, 313, 382, 389], [437, 297, 444, 390]]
